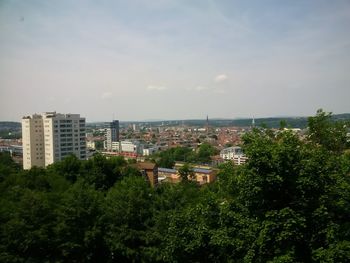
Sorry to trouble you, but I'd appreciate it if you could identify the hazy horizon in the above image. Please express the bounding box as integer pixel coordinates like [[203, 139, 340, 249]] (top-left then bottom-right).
[[1, 0, 350, 121], [1, 111, 350, 123]]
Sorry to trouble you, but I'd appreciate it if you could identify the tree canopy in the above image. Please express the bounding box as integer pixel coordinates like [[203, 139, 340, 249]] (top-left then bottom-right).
[[0, 110, 349, 262]]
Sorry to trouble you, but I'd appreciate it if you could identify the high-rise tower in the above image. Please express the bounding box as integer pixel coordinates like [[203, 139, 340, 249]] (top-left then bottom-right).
[[106, 120, 119, 151], [22, 112, 86, 169]]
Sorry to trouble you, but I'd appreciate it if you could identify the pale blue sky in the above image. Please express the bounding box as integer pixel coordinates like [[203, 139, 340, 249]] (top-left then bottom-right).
[[1, 0, 349, 121]]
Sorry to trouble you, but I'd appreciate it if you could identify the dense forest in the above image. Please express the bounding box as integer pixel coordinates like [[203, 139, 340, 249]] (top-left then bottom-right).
[[0, 110, 349, 262]]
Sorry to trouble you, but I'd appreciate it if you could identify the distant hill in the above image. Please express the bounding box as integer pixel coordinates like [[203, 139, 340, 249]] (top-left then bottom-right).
[[0, 122, 21, 131], [0, 122, 21, 139], [113, 113, 350, 129], [183, 113, 350, 128], [6, 113, 348, 131]]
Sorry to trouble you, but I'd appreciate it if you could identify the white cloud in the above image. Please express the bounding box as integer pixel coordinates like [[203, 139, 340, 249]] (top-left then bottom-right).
[[194, 86, 208, 91], [193, 85, 226, 94], [101, 92, 112, 99], [213, 89, 226, 94], [147, 85, 167, 91], [214, 74, 228, 82]]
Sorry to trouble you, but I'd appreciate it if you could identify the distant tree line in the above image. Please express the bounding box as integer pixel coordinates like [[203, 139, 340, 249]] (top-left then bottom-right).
[[0, 130, 21, 140], [135, 113, 350, 129], [0, 110, 349, 262], [151, 143, 219, 168]]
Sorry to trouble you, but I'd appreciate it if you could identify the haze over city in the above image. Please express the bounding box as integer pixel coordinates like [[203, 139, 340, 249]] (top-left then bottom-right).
[[1, 0, 350, 121]]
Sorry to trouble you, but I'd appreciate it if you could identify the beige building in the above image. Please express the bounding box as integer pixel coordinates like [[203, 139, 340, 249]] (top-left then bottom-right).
[[22, 112, 86, 169], [158, 167, 217, 185]]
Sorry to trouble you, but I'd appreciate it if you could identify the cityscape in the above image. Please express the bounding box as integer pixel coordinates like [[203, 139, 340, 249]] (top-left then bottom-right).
[[1, 1, 350, 262], [1, 111, 254, 184]]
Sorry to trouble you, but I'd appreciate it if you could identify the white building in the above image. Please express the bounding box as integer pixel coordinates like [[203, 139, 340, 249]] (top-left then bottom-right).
[[22, 112, 86, 169], [142, 147, 158, 156], [86, 140, 96, 150], [120, 140, 143, 154], [220, 146, 247, 165], [103, 141, 120, 152]]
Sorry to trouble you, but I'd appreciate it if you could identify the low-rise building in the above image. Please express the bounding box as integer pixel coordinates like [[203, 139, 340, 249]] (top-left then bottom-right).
[[133, 162, 158, 187], [220, 146, 247, 165], [103, 141, 120, 152], [158, 166, 217, 185], [120, 140, 143, 154], [158, 167, 179, 183], [142, 146, 158, 156]]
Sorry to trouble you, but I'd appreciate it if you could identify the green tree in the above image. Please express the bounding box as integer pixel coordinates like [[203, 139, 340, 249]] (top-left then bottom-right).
[[104, 176, 157, 261], [54, 181, 107, 261], [196, 143, 218, 163], [308, 109, 348, 153], [156, 151, 175, 168], [48, 154, 82, 183], [178, 163, 194, 182], [0, 189, 58, 262], [236, 123, 350, 262], [0, 152, 19, 182], [81, 154, 126, 190], [94, 140, 104, 150]]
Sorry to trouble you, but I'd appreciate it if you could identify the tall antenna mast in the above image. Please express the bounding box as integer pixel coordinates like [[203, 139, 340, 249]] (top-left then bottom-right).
[[206, 115, 209, 134]]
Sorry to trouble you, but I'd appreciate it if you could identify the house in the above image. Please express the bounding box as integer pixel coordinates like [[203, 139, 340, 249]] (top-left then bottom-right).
[[134, 162, 158, 187]]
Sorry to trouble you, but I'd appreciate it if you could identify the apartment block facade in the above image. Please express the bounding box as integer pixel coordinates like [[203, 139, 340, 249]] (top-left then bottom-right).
[[22, 112, 86, 169]]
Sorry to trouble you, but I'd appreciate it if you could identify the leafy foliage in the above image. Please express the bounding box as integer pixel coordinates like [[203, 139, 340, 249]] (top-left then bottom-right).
[[153, 143, 218, 168], [0, 110, 349, 262]]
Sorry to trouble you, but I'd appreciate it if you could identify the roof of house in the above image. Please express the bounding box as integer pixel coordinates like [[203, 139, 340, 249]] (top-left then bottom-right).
[[193, 168, 212, 174], [158, 167, 213, 174], [134, 162, 157, 170], [158, 167, 177, 173]]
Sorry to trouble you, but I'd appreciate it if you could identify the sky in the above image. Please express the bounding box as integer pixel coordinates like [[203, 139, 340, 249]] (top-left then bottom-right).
[[1, 0, 350, 121]]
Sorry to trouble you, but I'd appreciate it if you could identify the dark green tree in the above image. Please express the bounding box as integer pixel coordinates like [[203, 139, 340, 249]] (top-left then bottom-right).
[[54, 180, 107, 261], [81, 154, 126, 190], [308, 109, 349, 153], [178, 163, 194, 182], [0, 152, 19, 182], [196, 143, 218, 163], [104, 176, 157, 261]]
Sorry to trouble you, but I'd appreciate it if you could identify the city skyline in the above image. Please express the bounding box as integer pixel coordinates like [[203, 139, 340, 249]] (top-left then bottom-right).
[[1, 0, 350, 121]]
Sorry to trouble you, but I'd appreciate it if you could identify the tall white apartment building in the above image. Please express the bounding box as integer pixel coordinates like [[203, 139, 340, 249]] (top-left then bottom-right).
[[22, 112, 86, 169]]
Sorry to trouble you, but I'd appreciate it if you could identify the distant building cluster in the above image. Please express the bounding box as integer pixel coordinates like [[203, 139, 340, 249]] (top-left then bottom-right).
[[16, 112, 256, 185], [99, 120, 160, 157]]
